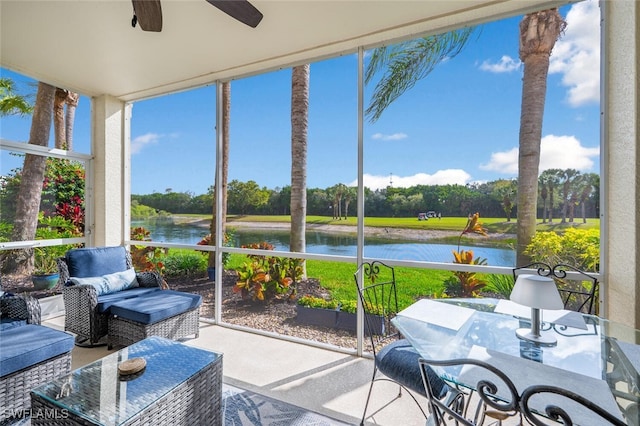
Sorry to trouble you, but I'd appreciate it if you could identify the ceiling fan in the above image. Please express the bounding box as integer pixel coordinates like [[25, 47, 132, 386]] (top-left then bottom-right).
[[131, 0, 263, 32]]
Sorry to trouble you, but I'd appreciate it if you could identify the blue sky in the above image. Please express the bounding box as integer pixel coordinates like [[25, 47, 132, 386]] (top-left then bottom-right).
[[1, 0, 600, 196]]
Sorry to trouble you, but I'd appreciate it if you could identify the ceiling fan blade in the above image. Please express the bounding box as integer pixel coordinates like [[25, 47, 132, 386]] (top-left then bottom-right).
[[132, 0, 163, 32], [205, 0, 263, 28]]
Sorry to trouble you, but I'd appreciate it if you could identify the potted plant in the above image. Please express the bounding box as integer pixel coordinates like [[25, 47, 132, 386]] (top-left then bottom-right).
[[32, 247, 61, 290], [296, 296, 339, 328], [336, 300, 386, 335]]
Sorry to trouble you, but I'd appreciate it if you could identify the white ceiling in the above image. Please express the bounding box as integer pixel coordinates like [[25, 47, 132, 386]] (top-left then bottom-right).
[[1, 0, 569, 102]]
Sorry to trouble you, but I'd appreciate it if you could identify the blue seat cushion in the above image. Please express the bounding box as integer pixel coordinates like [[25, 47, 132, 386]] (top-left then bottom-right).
[[0, 317, 26, 331], [66, 246, 128, 278], [110, 290, 202, 325], [96, 287, 162, 313], [0, 324, 74, 377], [376, 339, 447, 398]]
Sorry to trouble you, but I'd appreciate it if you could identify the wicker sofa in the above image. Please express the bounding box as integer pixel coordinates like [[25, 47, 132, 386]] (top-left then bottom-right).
[[59, 246, 201, 348], [0, 294, 74, 422]]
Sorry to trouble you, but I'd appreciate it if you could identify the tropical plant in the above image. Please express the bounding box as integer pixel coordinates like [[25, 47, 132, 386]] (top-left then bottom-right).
[[516, 9, 566, 266], [33, 247, 60, 275], [447, 213, 489, 297], [0, 77, 33, 116], [234, 248, 303, 302], [130, 226, 168, 274]]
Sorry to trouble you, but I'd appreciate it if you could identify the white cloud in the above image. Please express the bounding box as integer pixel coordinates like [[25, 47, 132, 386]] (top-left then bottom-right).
[[539, 135, 599, 171], [131, 132, 178, 154], [350, 169, 472, 191], [479, 55, 521, 73], [479, 147, 519, 174], [550, 0, 600, 106], [371, 132, 408, 141], [479, 134, 599, 175]]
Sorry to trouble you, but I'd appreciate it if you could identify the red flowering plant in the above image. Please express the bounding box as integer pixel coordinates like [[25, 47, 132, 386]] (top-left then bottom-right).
[[444, 213, 489, 298]]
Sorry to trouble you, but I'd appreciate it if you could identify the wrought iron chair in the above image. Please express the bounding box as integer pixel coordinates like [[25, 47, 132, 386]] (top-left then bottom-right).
[[520, 384, 627, 425], [512, 263, 599, 314], [354, 261, 465, 426], [419, 357, 523, 426]]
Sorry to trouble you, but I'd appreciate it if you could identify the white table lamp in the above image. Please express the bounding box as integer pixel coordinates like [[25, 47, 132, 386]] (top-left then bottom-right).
[[510, 274, 564, 346]]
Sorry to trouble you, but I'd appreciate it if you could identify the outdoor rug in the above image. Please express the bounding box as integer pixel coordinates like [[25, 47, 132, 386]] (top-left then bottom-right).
[[1, 384, 351, 426], [222, 384, 351, 426]]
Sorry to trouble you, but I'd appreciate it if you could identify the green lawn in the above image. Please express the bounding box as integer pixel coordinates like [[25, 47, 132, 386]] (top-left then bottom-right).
[[226, 214, 599, 234]]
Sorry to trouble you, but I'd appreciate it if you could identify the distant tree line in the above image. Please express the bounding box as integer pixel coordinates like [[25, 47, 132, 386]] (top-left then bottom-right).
[[132, 170, 599, 221]]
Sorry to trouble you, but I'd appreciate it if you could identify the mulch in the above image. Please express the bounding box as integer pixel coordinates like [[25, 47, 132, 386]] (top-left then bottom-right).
[[1, 270, 333, 320]]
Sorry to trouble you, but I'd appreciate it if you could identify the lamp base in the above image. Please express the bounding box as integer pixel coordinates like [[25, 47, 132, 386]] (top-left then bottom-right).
[[515, 328, 557, 346]]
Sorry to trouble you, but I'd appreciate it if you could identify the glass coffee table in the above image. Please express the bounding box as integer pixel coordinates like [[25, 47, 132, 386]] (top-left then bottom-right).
[[30, 336, 223, 426]]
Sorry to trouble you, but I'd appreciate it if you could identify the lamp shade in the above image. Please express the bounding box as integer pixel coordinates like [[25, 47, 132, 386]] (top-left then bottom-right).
[[510, 274, 563, 310]]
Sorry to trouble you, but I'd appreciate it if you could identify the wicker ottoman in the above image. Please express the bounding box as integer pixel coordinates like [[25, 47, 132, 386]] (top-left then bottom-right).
[[31, 337, 223, 426], [107, 290, 201, 349]]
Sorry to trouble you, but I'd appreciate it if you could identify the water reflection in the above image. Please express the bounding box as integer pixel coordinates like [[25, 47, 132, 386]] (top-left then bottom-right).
[[132, 219, 515, 267]]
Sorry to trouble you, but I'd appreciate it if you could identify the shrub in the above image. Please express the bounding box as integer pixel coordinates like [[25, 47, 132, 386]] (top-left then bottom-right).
[[297, 296, 338, 310], [484, 274, 515, 299], [339, 299, 385, 316], [524, 228, 600, 271], [162, 252, 207, 276]]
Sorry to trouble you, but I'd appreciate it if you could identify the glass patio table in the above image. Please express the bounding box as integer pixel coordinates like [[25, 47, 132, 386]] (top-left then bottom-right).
[[391, 298, 640, 425], [30, 336, 223, 426]]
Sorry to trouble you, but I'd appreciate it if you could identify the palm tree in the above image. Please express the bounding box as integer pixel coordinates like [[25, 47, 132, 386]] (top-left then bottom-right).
[[342, 186, 356, 219], [538, 175, 549, 223], [0, 78, 33, 116], [559, 168, 579, 223], [365, 28, 476, 122], [53, 88, 79, 149], [2, 82, 55, 274], [516, 9, 566, 266], [542, 168, 562, 223], [290, 64, 309, 259], [577, 173, 599, 223], [208, 81, 231, 270]]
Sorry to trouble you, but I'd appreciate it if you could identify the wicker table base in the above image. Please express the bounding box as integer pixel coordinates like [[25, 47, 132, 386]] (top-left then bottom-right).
[[30, 337, 222, 426], [107, 307, 200, 349]]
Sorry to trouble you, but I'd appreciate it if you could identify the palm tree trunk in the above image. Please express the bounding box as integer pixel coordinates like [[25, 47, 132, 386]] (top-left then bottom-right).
[[516, 9, 564, 266], [209, 82, 230, 269], [65, 92, 79, 150], [54, 88, 67, 149], [2, 82, 55, 274], [290, 64, 309, 259], [517, 56, 548, 265]]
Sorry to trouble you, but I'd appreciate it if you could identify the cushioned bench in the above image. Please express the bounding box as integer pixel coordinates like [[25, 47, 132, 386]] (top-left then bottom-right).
[[108, 290, 202, 349], [0, 296, 74, 422]]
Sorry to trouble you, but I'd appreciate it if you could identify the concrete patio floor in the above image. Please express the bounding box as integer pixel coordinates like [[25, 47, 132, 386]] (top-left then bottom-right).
[[43, 317, 432, 426]]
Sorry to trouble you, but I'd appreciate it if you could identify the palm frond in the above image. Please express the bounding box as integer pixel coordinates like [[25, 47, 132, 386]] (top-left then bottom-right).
[[365, 27, 476, 123]]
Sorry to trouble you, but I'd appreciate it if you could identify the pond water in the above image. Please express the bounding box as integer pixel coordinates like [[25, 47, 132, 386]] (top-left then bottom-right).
[[133, 219, 516, 267]]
